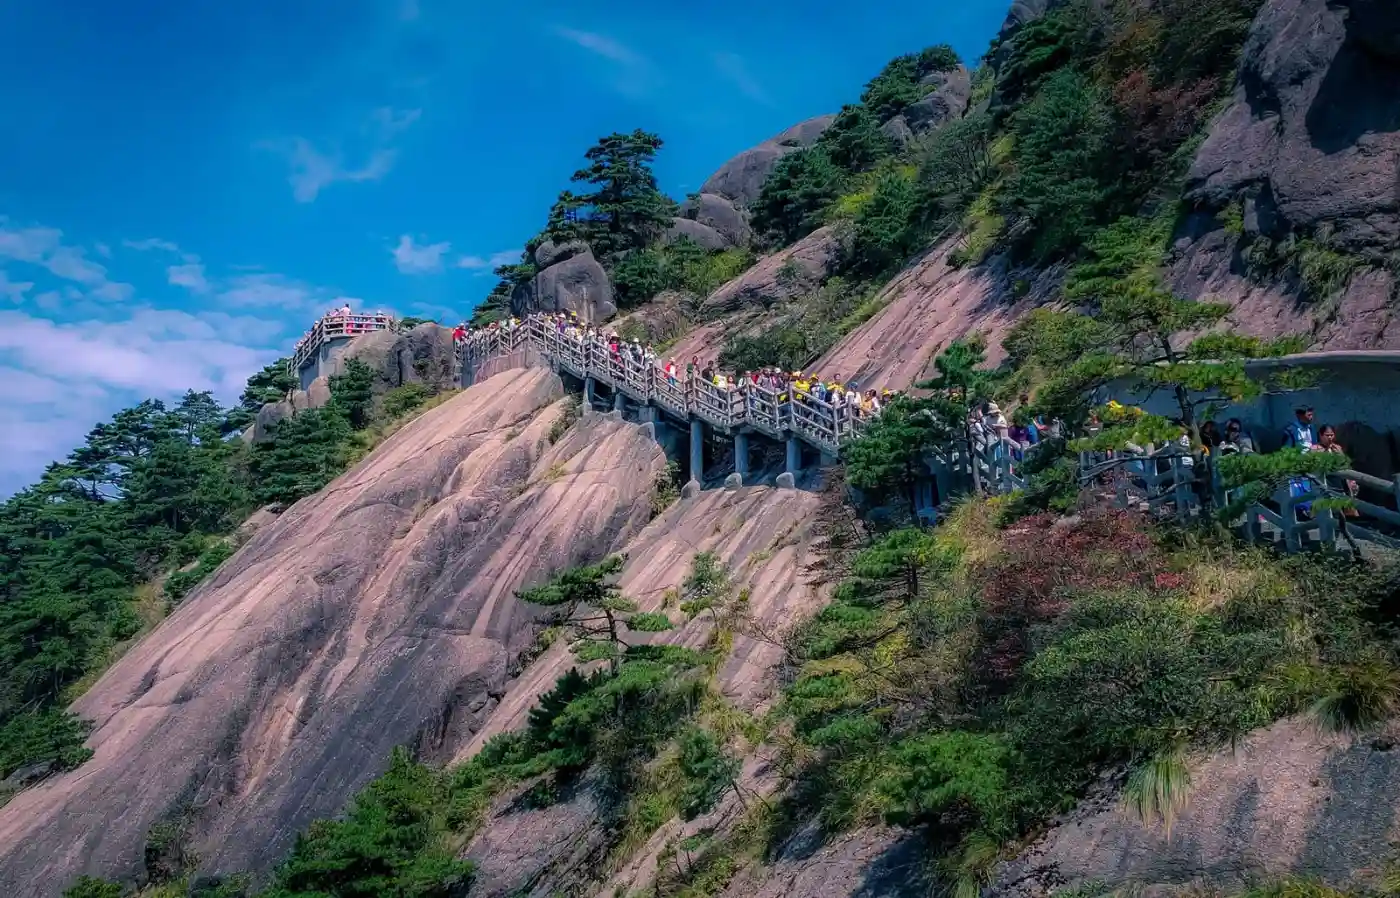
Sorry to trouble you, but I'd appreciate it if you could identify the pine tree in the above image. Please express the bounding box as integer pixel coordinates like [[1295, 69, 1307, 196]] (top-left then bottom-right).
[[515, 556, 673, 675], [567, 130, 675, 260]]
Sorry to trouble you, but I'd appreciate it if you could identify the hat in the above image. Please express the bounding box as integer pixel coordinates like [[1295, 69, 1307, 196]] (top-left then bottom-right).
[[986, 401, 1003, 414]]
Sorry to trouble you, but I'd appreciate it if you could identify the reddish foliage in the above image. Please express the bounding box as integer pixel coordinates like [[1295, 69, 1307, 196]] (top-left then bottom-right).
[[1112, 70, 1217, 168], [972, 508, 1167, 700]]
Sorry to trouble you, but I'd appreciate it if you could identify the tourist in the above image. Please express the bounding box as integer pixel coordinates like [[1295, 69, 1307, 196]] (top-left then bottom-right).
[[1315, 425, 1360, 510], [1217, 419, 1255, 455], [1283, 406, 1316, 449]]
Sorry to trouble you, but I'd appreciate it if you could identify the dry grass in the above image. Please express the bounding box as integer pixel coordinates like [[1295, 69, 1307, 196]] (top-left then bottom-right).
[[63, 579, 171, 702]]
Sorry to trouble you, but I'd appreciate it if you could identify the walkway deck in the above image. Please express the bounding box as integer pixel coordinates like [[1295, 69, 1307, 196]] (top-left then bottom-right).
[[458, 319, 861, 457]]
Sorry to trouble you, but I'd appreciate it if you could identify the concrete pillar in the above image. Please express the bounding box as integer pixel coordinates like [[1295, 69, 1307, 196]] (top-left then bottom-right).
[[689, 419, 705, 485], [613, 390, 625, 413], [584, 376, 596, 407], [785, 436, 802, 476], [735, 432, 750, 479]]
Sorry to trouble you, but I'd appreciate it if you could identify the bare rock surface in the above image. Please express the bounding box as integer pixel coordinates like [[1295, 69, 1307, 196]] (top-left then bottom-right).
[[1168, 229, 1400, 349], [816, 244, 1061, 391], [0, 367, 666, 895], [700, 114, 837, 208], [715, 824, 927, 898], [467, 485, 825, 754], [703, 226, 843, 317], [991, 718, 1400, 897], [903, 65, 972, 135], [682, 192, 754, 246], [513, 247, 617, 324], [665, 216, 731, 251], [1185, 0, 1400, 251], [453, 486, 828, 898], [533, 238, 589, 269]]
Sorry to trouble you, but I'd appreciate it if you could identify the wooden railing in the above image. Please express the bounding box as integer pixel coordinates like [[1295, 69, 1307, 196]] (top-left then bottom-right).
[[458, 318, 868, 456], [292, 313, 395, 371], [455, 318, 1042, 494], [1080, 446, 1400, 554]]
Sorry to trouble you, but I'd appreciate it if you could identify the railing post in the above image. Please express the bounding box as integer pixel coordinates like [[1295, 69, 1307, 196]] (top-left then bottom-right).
[[688, 419, 705, 491]]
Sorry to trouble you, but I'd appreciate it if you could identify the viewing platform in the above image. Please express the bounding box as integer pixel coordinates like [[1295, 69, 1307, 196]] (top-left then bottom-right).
[[290, 312, 394, 390]]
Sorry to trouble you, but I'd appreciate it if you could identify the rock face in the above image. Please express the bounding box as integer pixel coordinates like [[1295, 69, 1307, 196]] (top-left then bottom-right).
[[991, 718, 1400, 897], [664, 216, 730, 251], [246, 324, 460, 443], [816, 242, 1060, 390], [702, 226, 844, 317], [699, 114, 837, 208], [681, 192, 754, 247], [0, 367, 666, 895], [1184, 0, 1400, 251], [883, 66, 973, 145], [512, 247, 617, 323], [533, 239, 589, 269], [453, 486, 828, 898]]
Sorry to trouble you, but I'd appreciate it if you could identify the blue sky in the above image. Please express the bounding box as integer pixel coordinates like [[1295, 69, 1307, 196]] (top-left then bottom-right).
[[0, 0, 1009, 496]]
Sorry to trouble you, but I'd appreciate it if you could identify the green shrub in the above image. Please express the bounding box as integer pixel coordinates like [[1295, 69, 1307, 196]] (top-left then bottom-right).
[[61, 878, 124, 898], [847, 168, 928, 277], [1296, 240, 1363, 300], [0, 708, 93, 781], [380, 383, 433, 420], [751, 147, 848, 246], [819, 105, 895, 174], [1001, 69, 1124, 262], [861, 44, 961, 121], [164, 541, 235, 603], [547, 397, 583, 445]]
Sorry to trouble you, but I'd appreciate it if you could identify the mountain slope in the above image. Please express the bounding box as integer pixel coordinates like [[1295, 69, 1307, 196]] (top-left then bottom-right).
[[0, 367, 666, 893]]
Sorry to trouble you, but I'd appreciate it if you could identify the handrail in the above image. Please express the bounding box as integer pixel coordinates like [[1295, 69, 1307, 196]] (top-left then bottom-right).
[[292, 313, 395, 371], [454, 317, 881, 457], [1082, 445, 1400, 554]]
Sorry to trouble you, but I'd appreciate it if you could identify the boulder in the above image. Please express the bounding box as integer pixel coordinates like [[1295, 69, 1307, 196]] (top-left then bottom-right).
[[682, 192, 753, 246], [903, 65, 972, 134], [513, 248, 617, 323], [0, 762, 54, 793], [533, 239, 589, 269], [881, 115, 915, 146], [1184, 0, 1400, 250], [770, 113, 838, 148], [702, 226, 843, 317], [989, 0, 1064, 66], [249, 398, 294, 443], [664, 217, 730, 251], [698, 113, 837, 207]]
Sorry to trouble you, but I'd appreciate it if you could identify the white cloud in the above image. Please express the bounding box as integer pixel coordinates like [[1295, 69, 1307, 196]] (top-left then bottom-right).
[[122, 237, 180, 253], [457, 248, 523, 271], [713, 52, 772, 105], [220, 273, 318, 309], [95, 242, 112, 258], [0, 309, 285, 497], [392, 234, 451, 274], [0, 219, 134, 301], [261, 107, 420, 203], [552, 27, 654, 96], [0, 270, 33, 303], [168, 261, 210, 293]]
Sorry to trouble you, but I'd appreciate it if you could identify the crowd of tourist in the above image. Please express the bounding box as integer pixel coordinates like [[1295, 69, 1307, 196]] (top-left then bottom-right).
[[294, 304, 394, 359], [446, 313, 1374, 525], [452, 311, 904, 425]]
